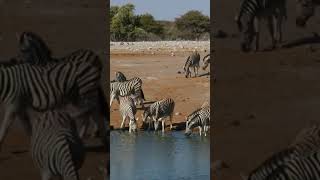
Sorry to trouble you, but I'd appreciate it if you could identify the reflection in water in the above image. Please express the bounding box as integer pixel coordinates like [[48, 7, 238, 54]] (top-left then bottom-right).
[[111, 131, 210, 180]]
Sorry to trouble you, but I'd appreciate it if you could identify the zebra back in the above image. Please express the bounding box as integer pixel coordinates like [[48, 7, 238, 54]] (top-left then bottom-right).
[[264, 150, 320, 180], [246, 125, 320, 180], [31, 111, 84, 180]]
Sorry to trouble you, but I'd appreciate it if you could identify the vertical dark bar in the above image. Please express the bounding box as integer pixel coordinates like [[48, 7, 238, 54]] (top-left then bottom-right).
[[210, 0, 214, 179]]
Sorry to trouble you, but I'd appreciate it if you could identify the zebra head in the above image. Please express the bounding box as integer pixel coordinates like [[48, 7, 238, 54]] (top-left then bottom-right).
[[185, 115, 197, 136], [129, 118, 137, 133], [235, 13, 255, 52], [18, 31, 52, 65], [296, 0, 317, 27], [142, 107, 151, 122]]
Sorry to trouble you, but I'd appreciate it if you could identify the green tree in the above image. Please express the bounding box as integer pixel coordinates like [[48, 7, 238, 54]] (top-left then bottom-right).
[[110, 6, 119, 19], [175, 10, 210, 40], [138, 13, 164, 36], [110, 3, 136, 41]]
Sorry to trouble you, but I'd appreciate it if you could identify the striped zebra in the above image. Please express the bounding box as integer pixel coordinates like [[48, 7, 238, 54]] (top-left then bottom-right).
[[202, 54, 211, 71], [119, 96, 137, 133], [142, 98, 175, 132], [241, 125, 320, 180], [264, 150, 320, 180], [296, 0, 320, 27], [16, 31, 107, 138], [110, 77, 145, 107], [0, 59, 108, 150], [185, 105, 210, 136], [235, 0, 287, 52], [31, 111, 85, 180], [183, 50, 200, 78]]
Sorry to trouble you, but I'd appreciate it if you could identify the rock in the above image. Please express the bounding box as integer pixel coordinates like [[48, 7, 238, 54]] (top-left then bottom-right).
[[175, 112, 181, 116], [177, 71, 181, 74]]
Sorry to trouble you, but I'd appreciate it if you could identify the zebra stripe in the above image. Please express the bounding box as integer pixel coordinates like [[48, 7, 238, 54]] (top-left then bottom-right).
[[183, 51, 200, 78], [185, 105, 210, 136], [31, 111, 85, 180], [202, 54, 211, 71], [235, 0, 287, 52], [296, 0, 320, 27], [119, 96, 137, 133], [265, 150, 320, 180], [244, 125, 320, 180], [142, 98, 175, 132], [110, 77, 144, 107], [0, 60, 106, 150]]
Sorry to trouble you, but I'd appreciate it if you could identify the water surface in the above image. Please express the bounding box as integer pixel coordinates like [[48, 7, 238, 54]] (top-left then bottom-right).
[[111, 131, 210, 180]]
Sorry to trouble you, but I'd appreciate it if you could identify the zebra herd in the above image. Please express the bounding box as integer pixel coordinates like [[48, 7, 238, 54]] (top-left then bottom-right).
[[235, 0, 318, 52], [241, 125, 320, 180], [111, 51, 211, 136], [0, 31, 108, 179]]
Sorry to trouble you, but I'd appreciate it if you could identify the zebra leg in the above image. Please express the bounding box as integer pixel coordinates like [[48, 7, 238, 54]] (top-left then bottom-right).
[[193, 66, 196, 78], [267, 16, 276, 49], [198, 126, 202, 136], [276, 15, 283, 43], [110, 93, 116, 107], [253, 17, 260, 52], [161, 120, 165, 132], [169, 115, 173, 130], [0, 106, 19, 150], [120, 116, 126, 129]]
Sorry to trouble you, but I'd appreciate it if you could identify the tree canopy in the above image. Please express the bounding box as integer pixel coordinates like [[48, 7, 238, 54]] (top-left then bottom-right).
[[110, 4, 210, 41]]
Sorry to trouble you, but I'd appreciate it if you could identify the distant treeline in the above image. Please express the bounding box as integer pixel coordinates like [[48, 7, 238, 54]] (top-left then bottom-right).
[[110, 4, 210, 41]]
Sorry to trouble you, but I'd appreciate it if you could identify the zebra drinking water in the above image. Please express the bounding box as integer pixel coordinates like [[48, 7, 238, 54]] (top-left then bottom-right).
[[119, 96, 137, 133], [142, 98, 175, 132], [185, 105, 210, 136], [0, 59, 108, 150], [31, 111, 85, 180], [183, 51, 200, 78], [296, 0, 320, 27], [110, 77, 145, 107], [235, 0, 287, 52]]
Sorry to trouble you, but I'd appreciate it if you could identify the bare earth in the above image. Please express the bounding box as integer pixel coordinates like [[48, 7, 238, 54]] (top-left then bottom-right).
[[110, 47, 210, 131], [213, 0, 320, 180], [0, 1, 107, 179]]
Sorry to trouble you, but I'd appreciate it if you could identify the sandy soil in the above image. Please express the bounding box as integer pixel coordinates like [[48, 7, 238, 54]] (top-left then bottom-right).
[[212, 0, 320, 180], [0, 1, 108, 179], [110, 52, 210, 131]]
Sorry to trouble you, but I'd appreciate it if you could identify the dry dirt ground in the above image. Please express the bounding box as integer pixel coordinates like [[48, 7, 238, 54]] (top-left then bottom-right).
[[0, 1, 108, 179], [110, 52, 210, 131], [213, 0, 320, 180]]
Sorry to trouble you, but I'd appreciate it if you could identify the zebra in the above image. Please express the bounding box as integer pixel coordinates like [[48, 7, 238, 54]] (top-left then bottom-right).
[[185, 105, 210, 136], [241, 125, 320, 180], [16, 31, 108, 138], [234, 0, 287, 52], [202, 54, 211, 71], [31, 111, 85, 180], [183, 50, 200, 78], [119, 96, 138, 133], [110, 77, 145, 107], [296, 0, 320, 27], [142, 98, 175, 132], [0, 60, 108, 151], [264, 150, 320, 180]]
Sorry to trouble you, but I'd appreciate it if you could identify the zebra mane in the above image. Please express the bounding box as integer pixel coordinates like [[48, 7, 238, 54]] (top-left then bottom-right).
[[19, 31, 52, 63], [0, 57, 23, 67]]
